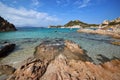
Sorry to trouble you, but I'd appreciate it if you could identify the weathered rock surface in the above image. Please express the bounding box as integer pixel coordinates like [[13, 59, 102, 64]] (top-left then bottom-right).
[[34, 39, 92, 62], [0, 43, 16, 57], [7, 57, 48, 80], [7, 39, 120, 80], [41, 55, 120, 80], [77, 28, 120, 39], [0, 65, 16, 75], [0, 16, 16, 32]]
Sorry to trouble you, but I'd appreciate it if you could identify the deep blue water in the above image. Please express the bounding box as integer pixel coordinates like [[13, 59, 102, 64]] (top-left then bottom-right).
[[0, 27, 120, 65]]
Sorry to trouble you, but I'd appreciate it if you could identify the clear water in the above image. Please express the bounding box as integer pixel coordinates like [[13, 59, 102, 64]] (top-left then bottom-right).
[[0, 27, 120, 67]]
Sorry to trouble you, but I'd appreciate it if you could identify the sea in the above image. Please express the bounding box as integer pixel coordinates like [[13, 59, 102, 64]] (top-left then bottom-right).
[[0, 27, 120, 67]]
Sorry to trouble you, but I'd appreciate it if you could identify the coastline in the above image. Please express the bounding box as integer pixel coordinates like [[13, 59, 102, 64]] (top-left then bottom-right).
[[1, 39, 120, 80], [0, 26, 120, 80], [77, 28, 120, 39]]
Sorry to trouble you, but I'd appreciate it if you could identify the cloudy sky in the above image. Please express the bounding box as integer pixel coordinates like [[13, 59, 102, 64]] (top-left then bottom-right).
[[0, 0, 120, 27]]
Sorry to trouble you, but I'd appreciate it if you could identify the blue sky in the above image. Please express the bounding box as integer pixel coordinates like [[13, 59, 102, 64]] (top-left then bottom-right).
[[0, 0, 120, 27]]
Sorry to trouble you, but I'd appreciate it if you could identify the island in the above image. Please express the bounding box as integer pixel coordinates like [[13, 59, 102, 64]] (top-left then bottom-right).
[[49, 20, 98, 28], [0, 16, 17, 32]]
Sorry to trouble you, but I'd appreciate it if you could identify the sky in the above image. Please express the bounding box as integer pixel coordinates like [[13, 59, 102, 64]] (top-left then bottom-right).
[[0, 0, 120, 27]]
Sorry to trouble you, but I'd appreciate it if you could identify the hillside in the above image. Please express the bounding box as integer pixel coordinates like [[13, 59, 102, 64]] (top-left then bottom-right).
[[100, 17, 120, 30], [49, 20, 98, 28], [0, 16, 17, 32]]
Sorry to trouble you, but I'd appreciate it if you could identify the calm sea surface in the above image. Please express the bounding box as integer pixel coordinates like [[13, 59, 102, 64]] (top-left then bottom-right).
[[0, 27, 120, 67]]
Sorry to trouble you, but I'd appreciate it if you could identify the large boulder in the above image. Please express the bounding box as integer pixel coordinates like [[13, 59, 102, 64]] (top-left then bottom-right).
[[0, 16, 17, 32], [34, 39, 92, 62], [0, 65, 16, 75], [7, 39, 120, 80], [0, 43, 16, 57]]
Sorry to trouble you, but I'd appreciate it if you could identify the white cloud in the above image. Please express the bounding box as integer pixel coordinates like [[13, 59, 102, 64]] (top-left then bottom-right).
[[56, 0, 70, 6], [0, 2, 59, 27], [32, 0, 40, 6], [74, 0, 91, 8], [80, 0, 90, 8], [56, 0, 61, 5]]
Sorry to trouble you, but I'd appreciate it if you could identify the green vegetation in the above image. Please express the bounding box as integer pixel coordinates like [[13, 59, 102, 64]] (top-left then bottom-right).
[[109, 22, 120, 25], [49, 20, 98, 28], [64, 20, 87, 27], [101, 20, 120, 30]]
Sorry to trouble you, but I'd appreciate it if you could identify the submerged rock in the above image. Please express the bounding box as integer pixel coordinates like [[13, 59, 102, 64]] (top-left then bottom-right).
[[0, 16, 17, 32], [111, 41, 120, 46], [7, 39, 120, 80], [0, 43, 16, 58], [0, 65, 16, 75]]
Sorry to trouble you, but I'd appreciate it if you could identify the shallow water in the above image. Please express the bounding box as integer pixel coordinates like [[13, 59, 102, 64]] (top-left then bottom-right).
[[0, 27, 120, 67]]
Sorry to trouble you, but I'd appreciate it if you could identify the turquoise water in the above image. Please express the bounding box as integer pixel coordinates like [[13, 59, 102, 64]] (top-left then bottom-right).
[[0, 28, 77, 40], [0, 27, 120, 67]]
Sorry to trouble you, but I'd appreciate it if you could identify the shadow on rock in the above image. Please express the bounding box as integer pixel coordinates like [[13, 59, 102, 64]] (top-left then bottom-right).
[[97, 54, 120, 63]]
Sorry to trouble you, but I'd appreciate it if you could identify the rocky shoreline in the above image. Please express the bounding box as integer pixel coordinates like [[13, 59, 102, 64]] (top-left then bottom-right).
[[78, 17, 120, 41], [77, 29, 120, 39], [0, 39, 120, 80]]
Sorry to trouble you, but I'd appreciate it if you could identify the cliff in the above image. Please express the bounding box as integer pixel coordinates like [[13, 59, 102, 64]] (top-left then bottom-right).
[[0, 16, 17, 32]]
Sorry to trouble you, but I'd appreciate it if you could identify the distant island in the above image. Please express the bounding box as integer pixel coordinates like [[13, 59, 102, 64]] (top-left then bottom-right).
[[0, 16, 17, 32], [49, 20, 99, 28]]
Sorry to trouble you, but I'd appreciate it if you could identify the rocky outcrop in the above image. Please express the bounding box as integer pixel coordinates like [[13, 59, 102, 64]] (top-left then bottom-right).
[[101, 17, 120, 25], [34, 39, 92, 62], [78, 17, 120, 39], [77, 28, 120, 39], [7, 57, 48, 80], [7, 39, 120, 80], [0, 16, 17, 32], [41, 55, 120, 80], [99, 17, 120, 29], [0, 43, 16, 57], [0, 65, 16, 75]]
